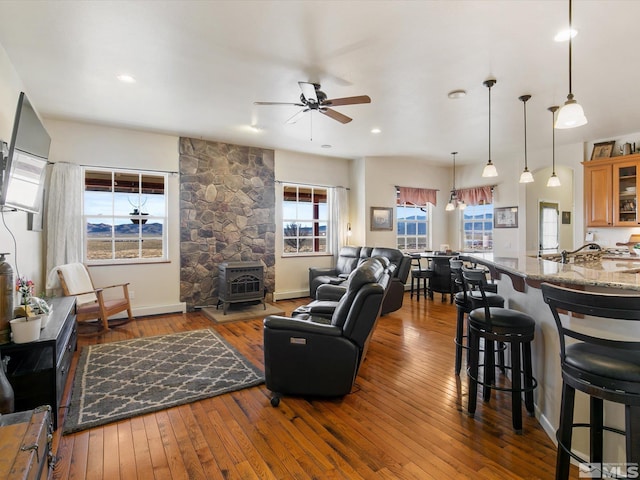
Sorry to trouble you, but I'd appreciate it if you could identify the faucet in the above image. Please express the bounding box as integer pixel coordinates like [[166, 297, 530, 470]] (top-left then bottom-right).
[[560, 243, 602, 264]]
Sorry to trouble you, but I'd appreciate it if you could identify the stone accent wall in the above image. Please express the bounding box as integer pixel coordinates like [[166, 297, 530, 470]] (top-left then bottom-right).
[[179, 138, 275, 310]]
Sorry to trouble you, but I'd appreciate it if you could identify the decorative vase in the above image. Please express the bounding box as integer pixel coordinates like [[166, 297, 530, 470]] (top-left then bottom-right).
[[10, 316, 42, 343], [0, 356, 14, 413]]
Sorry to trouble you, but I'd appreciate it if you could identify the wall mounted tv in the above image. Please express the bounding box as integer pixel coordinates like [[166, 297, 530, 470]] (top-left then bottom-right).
[[1, 92, 51, 214]]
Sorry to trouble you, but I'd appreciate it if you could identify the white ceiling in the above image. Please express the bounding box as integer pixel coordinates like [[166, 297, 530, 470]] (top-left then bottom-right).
[[1, 0, 640, 167]]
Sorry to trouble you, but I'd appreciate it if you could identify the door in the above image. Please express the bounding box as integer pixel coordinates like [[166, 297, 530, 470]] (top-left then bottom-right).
[[539, 202, 559, 252]]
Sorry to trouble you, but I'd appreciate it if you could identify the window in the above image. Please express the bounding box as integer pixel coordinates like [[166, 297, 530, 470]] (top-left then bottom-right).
[[282, 184, 328, 255], [396, 201, 430, 251], [462, 204, 493, 251], [83, 168, 168, 264]]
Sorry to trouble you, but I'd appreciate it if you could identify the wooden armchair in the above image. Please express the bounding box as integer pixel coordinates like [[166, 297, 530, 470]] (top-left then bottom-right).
[[55, 263, 133, 334]]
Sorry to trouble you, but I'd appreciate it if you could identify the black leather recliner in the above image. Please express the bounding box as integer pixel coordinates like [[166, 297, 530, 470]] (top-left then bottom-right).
[[263, 258, 386, 406], [308, 246, 410, 314]]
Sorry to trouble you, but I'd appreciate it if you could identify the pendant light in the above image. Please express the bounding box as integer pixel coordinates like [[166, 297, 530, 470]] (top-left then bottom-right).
[[547, 106, 561, 187], [518, 94, 534, 183], [482, 79, 498, 177], [555, 0, 587, 129], [446, 152, 466, 211]]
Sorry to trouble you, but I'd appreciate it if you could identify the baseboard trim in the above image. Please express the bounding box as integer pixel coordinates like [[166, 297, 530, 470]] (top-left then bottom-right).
[[109, 302, 187, 319], [273, 290, 309, 301]]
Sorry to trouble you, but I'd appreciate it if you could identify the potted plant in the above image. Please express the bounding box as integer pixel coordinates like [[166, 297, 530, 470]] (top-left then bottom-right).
[[10, 277, 42, 342]]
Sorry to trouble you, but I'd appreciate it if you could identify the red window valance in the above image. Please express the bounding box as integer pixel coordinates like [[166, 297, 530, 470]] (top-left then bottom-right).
[[456, 186, 494, 206], [398, 186, 438, 207]]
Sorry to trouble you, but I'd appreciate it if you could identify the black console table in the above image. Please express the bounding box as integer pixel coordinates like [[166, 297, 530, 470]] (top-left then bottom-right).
[[0, 296, 77, 430]]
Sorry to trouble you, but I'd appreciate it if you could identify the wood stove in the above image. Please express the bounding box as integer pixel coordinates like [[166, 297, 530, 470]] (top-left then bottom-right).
[[217, 261, 265, 314]]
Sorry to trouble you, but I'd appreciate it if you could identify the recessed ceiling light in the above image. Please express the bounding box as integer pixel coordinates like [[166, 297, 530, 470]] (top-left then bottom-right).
[[371, 128, 381, 134], [554, 28, 577, 42], [448, 89, 467, 99], [321, 144, 332, 149], [117, 74, 136, 83], [249, 124, 262, 132]]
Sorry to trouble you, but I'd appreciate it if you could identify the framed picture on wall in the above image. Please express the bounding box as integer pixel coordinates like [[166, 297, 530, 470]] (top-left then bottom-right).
[[590, 141, 615, 160], [370, 207, 393, 231], [494, 206, 518, 228]]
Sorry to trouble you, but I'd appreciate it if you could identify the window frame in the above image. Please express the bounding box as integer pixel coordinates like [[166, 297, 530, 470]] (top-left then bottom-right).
[[461, 203, 494, 252], [396, 200, 431, 252], [281, 183, 330, 257], [82, 167, 169, 265]]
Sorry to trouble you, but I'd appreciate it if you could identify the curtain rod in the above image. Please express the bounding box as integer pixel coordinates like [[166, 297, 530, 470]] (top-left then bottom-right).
[[395, 185, 440, 192], [76, 162, 179, 175], [275, 180, 350, 190]]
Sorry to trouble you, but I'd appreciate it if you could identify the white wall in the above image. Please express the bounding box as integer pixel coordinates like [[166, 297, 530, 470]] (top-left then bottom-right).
[[457, 141, 585, 254], [45, 119, 184, 316], [0, 43, 44, 301], [273, 149, 352, 300], [360, 156, 450, 250]]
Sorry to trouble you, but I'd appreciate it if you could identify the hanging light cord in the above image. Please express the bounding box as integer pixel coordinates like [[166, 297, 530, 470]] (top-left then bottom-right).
[[523, 100, 528, 170], [552, 109, 556, 173], [568, 0, 573, 97], [488, 84, 492, 161], [452, 153, 456, 191]]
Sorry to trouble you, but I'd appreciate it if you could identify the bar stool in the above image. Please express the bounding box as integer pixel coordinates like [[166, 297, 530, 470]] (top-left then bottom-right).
[[541, 283, 640, 480], [464, 267, 537, 433], [410, 254, 432, 301], [450, 260, 504, 375]]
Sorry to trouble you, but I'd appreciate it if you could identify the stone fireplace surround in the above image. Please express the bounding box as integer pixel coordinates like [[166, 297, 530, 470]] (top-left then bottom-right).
[[179, 137, 275, 311]]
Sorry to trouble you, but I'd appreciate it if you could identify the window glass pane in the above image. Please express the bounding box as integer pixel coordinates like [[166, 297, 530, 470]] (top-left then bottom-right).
[[283, 223, 298, 237], [297, 202, 313, 218], [299, 238, 313, 252], [317, 237, 327, 252], [298, 222, 313, 236], [115, 239, 140, 259], [317, 222, 327, 237], [84, 191, 112, 216], [397, 221, 406, 235], [142, 220, 163, 237], [86, 217, 112, 238], [317, 203, 328, 220], [86, 240, 113, 261], [141, 239, 163, 258]]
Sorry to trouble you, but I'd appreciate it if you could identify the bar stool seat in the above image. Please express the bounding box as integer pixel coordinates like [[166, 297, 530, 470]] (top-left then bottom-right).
[[542, 283, 640, 480], [464, 267, 537, 433]]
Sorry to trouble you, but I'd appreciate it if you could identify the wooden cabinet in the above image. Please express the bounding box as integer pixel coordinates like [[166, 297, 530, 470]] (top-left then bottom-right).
[[584, 153, 640, 227], [0, 297, 76, 430]]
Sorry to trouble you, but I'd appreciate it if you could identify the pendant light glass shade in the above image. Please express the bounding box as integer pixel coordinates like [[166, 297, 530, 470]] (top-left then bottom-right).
[[547, 105, 561, 187], [555, 0, 587, 129], [520, 170, 534, 183], [482, 79, 498, 177], [519, 94, 534, 183]]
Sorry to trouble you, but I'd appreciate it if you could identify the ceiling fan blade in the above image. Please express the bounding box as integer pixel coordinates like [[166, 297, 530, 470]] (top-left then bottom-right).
[[254, 101, 305, 106], [285, 109, 309, 124], [320, 108, 352, 124], [323, 95, 371, 107], [298, 82, 318, 104]]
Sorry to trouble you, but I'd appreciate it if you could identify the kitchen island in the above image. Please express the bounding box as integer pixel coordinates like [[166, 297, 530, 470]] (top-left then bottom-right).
[[460, 251, 640, 461]]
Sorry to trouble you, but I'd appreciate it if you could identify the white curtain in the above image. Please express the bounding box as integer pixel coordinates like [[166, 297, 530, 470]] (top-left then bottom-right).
[[45, 162, 83, 291], [329, 186, 349, 258]]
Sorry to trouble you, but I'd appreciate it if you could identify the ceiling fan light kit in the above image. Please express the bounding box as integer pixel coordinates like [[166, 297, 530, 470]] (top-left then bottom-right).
[[482, 79, 498, 178], [555, 0, 587, 129]]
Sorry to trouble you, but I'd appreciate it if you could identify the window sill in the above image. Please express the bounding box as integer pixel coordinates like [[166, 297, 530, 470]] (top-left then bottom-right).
[[87, 260, 171, 267]]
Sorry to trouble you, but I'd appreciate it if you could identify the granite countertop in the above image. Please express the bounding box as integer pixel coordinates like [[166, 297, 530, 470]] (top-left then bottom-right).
[[461, 251, 640, 292]]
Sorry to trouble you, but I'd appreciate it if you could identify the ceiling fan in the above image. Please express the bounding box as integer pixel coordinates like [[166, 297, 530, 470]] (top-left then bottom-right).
[[254, 81, 371, 124]]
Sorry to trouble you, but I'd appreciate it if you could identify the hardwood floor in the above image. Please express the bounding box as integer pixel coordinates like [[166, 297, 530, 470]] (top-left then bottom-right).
[[50, 294, 564, 479]]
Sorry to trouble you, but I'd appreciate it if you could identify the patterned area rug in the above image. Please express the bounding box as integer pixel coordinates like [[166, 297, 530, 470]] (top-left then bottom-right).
[[63, 329, 264, 434]]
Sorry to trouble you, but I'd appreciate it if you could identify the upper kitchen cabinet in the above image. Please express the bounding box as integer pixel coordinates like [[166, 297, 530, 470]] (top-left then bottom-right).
[[584, 153, 640, 227]]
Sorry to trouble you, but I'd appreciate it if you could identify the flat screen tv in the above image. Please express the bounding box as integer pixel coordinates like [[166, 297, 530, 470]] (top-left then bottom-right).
[[1, 92, 51, 214]]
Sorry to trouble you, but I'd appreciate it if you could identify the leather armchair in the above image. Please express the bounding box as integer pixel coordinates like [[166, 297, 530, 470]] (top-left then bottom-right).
[[263, 258, 386, 406]]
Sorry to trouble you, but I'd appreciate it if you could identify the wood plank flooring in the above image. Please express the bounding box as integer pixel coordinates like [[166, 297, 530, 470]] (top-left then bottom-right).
[[49, 294, 565, 479]]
